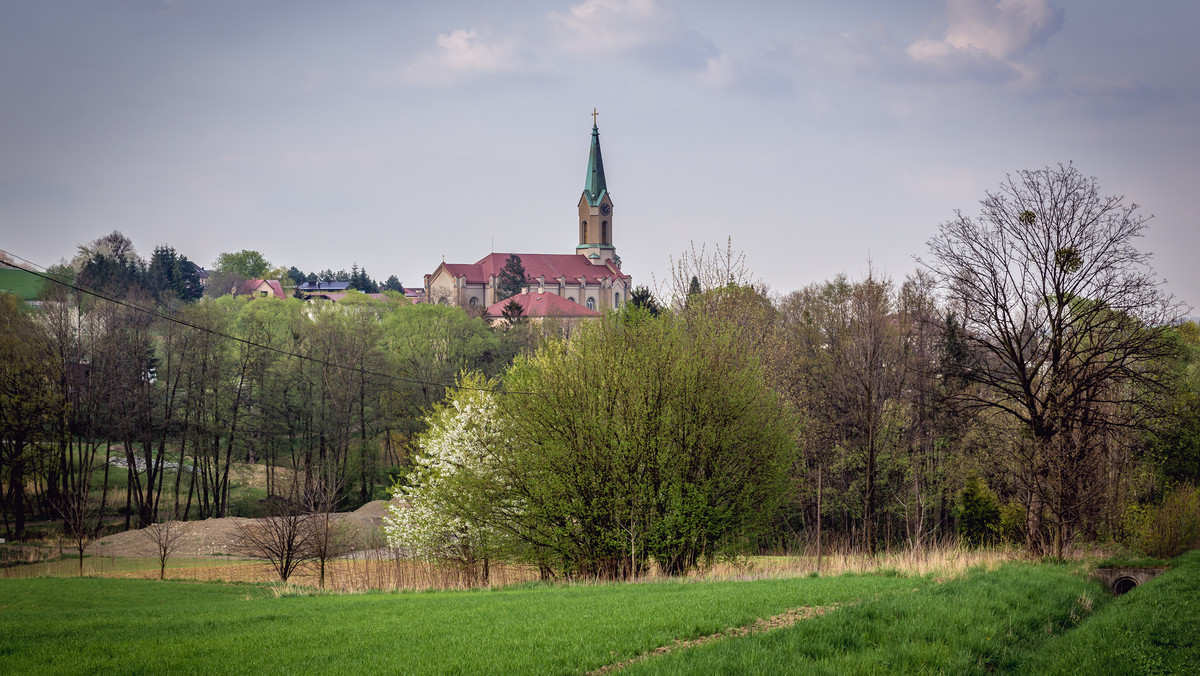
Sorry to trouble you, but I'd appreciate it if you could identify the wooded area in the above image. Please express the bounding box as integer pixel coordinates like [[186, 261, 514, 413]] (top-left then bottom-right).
[[2, 165, 1198, 572]]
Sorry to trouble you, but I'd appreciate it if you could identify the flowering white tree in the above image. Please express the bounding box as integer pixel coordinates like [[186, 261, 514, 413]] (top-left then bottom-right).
[[383, 373, 507, 577]]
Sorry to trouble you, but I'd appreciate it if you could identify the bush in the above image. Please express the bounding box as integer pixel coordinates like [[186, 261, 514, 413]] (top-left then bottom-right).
[[957, 477, 1001, 545], [1137, 484, 1200, 558]]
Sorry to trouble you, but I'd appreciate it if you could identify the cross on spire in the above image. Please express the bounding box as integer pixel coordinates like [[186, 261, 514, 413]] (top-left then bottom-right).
[[592, 108, 599, 127]]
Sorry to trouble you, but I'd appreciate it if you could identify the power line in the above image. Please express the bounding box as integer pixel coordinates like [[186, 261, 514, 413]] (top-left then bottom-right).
[[0, 251, 539, 397]]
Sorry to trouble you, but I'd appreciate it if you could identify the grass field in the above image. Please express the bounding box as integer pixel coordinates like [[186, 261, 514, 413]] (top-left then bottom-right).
[[0, 268, 44, 300], [2, 556, 1194, 674], [1023, 549, 1200, 674], [624, 562, 1106, 675], [0, 572, 923, 675]]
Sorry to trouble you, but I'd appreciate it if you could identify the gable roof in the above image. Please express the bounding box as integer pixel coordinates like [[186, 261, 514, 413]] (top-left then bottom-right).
[[240, 279, 287, 300], [485, 292, 601, 319], [435, 253, 629, 286]]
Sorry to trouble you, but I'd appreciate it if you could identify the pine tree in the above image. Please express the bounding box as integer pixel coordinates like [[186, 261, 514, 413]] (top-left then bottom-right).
[[496, 254, 526, 302]]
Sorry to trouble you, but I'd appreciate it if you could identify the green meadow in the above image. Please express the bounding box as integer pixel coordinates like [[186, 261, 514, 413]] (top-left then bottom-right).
[[0, 269, 44, 300], [2, 556, 1197, 675], [0, 573, 921, 675]]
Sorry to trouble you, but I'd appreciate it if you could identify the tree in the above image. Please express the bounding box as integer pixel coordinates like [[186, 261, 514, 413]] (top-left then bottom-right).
[[143, 520, 190, 580], [628, 286, 661, 317], [923, 164, 1182, 556], [302, 479, 355, 589], [496, 255, 526, 302], [233, 490, 311, 582], [146, 246, 203, 303], [499, 308, 797, 578], [214, 250, 271, 279], [382, 276, 404, 293], [500, 299, 525, 324], [73, 231, 146, 295], [383, 373, 507, 583], [0, 294, 59, 540]]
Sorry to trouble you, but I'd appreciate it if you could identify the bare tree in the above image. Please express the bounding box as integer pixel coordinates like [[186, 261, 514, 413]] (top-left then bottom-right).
[[656, 237, 762, 309], [923, 163, 1184, 556], [56, 490, 99, 577], [233, 492, 311, 582], [302, 479, 355, 589], [143, 520, 190, 580]]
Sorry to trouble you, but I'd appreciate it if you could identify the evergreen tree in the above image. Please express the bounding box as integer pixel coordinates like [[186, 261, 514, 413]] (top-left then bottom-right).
[[382, 275, 404, 292], [629, 286, 661, 317], [496, 254, 526, 302]]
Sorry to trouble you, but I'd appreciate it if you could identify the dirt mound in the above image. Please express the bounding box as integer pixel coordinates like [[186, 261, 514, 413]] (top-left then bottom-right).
[[87, 508, 384, 559]]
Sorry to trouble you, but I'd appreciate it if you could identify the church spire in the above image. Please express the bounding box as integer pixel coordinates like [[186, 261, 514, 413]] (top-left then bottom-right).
[[583, 109, 607, 206]]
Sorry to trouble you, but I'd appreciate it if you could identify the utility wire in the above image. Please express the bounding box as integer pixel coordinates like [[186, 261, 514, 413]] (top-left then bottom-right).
[[0, 251, 539, 396]]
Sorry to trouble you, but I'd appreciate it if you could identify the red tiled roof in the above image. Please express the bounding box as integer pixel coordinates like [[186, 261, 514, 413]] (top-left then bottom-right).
[[240, 279, 287, 300], [484, 292, 601, 319], [437, 253, 629, 286]]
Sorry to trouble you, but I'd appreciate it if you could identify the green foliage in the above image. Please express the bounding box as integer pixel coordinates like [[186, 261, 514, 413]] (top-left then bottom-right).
[[501, 309, 798, 577], [500, 299, 524, 323], [146, 245, 203, 303], [0, 269, 45, 300], [214, 249, 271, 278], [0, 573, 918, 674], [382, 275, 404, 292], [349, 264, 379, 293], [1136, 484, 1200, 558], [496, 254, 526, 301], [957, 477, 1001, 545], [629, 285, 661, 317], [1025, 550, 1200, 674], [628, 563, 1106, 675]]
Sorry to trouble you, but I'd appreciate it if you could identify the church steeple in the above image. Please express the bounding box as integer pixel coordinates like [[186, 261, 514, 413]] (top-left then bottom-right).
[[583, 112, 607, 206], [577, 109, 617, 266]]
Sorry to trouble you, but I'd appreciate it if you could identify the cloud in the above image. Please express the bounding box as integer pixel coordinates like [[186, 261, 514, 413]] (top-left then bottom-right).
[[549, 0, 716, 73], [696, 54, 735, 88], [907, 0, 1063, 81], [377, 28, 525, 86], [549, 0, 680, 55]]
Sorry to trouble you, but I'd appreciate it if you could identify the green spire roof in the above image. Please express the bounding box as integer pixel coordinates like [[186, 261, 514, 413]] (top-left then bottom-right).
[[583, 124, 607, 206]]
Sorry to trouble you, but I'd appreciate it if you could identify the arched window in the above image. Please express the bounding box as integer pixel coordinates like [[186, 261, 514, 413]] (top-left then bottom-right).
[[580, 221, 587, 244], [601, 220, 608, 242], [614, 292, 620, 307], [469, 297, 477, 308], [586, 297, 595, 310]]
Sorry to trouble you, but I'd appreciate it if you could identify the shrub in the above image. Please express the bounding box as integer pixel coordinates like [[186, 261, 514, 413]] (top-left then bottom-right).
[[957, 477, 1001, 545], [1137, 484, 1200, 558]]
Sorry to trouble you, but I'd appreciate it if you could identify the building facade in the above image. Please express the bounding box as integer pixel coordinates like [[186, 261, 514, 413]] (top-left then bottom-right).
[[425, 118, 631, 312]]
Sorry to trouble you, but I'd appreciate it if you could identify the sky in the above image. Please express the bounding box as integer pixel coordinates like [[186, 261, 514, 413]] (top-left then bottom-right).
[[2, 0, 1198, 308]]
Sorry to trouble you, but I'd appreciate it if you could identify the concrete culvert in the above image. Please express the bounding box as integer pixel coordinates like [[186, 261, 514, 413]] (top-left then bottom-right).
[[1093, 567, 1166, 595], [1112, 576, 1139, 595]]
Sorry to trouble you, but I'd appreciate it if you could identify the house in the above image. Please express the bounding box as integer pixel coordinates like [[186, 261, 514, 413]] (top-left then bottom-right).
[[236, 279, 286, 300], [297, 281, 352, 294], [425, 115, 632, 313]]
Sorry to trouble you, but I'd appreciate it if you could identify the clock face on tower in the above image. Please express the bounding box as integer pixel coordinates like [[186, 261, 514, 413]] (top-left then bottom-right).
[[600, 203, 611, 216]]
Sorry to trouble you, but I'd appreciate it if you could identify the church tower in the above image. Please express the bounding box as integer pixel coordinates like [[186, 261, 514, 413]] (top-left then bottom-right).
[[577, 110, 618, 267]]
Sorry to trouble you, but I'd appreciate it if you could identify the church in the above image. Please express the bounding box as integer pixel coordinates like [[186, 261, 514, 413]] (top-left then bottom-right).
[[424, 114, 632, 316]]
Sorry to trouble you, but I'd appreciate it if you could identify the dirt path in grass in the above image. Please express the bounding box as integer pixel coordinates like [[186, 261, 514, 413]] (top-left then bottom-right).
[[587, 604, 839, 675]]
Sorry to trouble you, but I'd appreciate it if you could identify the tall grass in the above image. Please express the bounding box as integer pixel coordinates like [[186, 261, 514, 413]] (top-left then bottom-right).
[[1, 534, 1027, 595]]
